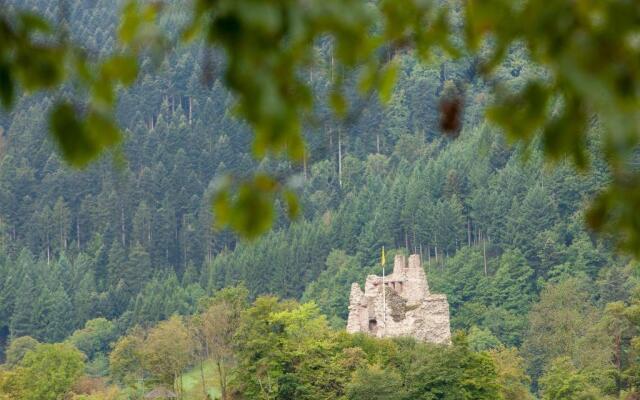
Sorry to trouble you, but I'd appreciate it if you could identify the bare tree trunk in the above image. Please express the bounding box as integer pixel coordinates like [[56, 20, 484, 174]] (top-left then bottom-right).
[[200, 360, 207, 398], [330, 55, 334, 82], [182, 215, 188, 268], [615, 334, 622, 394], [483, 233, 487, 276], [76, 217, 80, 249], [303, 149, 308, 180], [413, 228, 417, 254], [405, 230, 409, 253], [188, 96, 193, 125], [217, 361, 227, 400], [337, 129, 342, 187], [434, 244, 438, 265], [173, 372, 178, 398], [121, 208, 126, 246]]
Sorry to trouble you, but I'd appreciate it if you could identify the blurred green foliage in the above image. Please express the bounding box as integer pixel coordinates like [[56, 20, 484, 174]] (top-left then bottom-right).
[[465, 0, 640, 255], [1, 0, 640, 251], [0, 1, 162, 167]]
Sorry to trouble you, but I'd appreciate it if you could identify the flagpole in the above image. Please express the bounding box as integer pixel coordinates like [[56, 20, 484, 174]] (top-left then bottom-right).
[[382, 246, 386, 335]]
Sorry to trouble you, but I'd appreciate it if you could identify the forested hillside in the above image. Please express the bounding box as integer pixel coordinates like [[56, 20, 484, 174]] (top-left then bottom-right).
[[0, 0, 507, 342], [2, 1, 640, 399]]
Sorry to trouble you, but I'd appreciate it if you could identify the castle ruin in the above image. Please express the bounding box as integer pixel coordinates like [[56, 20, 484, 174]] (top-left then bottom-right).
[[346, 254, 451, 344]]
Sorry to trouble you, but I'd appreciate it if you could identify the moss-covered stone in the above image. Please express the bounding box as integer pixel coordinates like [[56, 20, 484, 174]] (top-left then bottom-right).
[[386, 287, 407, 322]]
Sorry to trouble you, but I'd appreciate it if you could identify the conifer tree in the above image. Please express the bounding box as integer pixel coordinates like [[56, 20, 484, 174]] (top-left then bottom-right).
[[45, 286, 74, 342], [106, 240, 127, 289], [492, 250, 535, 314], [9, 274, 38, 339], [52, 197, 71, 253], [123, 243, 152, 299], [73, 271, 98, 329]]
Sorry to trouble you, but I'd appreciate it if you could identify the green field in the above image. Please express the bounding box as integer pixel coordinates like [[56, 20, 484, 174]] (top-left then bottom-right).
[[181, 361, 221, 400]]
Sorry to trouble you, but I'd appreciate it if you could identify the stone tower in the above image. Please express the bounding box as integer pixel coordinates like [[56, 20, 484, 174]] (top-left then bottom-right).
[[346, 254, 451, 344]]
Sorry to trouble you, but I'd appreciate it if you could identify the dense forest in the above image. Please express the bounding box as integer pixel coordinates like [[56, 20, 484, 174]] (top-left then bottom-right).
[[2, 1, 640, 399]]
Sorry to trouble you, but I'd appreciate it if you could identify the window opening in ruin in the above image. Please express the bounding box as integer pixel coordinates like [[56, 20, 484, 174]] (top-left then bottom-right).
[[369, 318, 377, 333]]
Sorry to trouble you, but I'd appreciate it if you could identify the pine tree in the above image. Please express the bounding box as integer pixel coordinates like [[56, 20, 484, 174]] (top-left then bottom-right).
[[52, 197, 71, 252], [182, 262, 199, 286], [73, 271, 97, 329], [491, 250, 535, 314], [509, 184, 559, 268], [107, 240, 127, 288], [132, 201, 152, 251], [53, 253, 74, 294], [87, 234, 108, 291], [124, 243, 152, 298], [45, 286, 74, 342], [9, 274, 38, 339]]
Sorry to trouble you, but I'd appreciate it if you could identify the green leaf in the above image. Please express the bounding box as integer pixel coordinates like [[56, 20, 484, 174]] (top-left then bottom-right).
[[118, 1, 142, 46], [233, 184, 275, 239], [49, 103, 121, 168], [16, 47, 65, 90], [0, 63, 13, 108], [86, 110, 121, 148], [50, 103, 93, 167], [284, 189, 300, 219], [213, 188, 231, 229], [101, 55, 138, 86], [330, 90, 348, 118], [18, 12, 51, 33], [118, 1, 163, 50], [211, 175, 281, 239], [379, 61, 398, 104], [92, 78, 115, 106], [487, 81, 550, 141]]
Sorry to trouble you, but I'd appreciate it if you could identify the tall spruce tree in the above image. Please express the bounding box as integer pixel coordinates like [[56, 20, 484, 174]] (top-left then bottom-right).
[[9, 274, 38, 339]]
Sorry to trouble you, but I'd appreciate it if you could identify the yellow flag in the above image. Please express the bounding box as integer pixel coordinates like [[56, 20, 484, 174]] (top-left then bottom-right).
[[381, 246, 386, 266]]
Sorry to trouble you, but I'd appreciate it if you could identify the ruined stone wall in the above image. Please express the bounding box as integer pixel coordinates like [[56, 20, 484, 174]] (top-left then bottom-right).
[[405, 254, 429, 305], [346, 254, 451, 345]]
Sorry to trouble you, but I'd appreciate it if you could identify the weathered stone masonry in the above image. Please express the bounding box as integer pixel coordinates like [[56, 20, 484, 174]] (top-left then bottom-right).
[[346, 254, 451, 344]]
